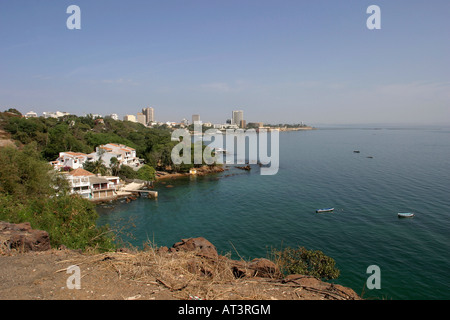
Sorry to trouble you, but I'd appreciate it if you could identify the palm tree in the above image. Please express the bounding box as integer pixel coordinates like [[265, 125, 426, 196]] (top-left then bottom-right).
[[110, 157, 120, 176], [92, 157, 107, 175]]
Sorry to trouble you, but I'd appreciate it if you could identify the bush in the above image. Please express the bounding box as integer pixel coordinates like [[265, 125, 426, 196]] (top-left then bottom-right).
[[118, 165, 137, 180], [137, 165, 156, 181], [272, 246, 340, 280], [0, 145, 115, 252]]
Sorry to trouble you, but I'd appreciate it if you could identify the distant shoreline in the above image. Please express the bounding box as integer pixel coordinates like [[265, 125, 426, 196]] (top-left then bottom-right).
[[155, 165, 226, 181], [277, 126, 316, 131]]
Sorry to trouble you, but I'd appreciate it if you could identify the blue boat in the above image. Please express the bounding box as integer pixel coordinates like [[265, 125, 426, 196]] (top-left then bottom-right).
[[398, 212, 414, 218], [316, 208, 334, 213]]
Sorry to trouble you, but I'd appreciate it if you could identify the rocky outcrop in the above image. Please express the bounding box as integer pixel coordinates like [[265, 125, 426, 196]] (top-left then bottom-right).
[[170, 238, 279, 279], [171, 237, 218, 259], [0, 221, 51, 253], [282, 274, 361, 300], [165, 237, 360, 299], [249, 258, 281, 278]]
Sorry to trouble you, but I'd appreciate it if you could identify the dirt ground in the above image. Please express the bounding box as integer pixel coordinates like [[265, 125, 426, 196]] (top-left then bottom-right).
[[0, 248, 361, 301]]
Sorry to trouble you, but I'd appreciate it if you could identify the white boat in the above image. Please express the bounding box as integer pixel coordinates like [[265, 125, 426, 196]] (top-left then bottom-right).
[[398, 212, 414, 218], [316, 208, 334, 213]]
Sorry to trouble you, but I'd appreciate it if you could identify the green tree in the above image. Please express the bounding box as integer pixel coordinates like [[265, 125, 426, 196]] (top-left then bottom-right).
[[83, 159, 107, 176], [109, 157, 120, 176], [272, 246, 340, 281], [118, 165, 137, 180], [136, 165, 156, 181], [0, 145, 115, 251]]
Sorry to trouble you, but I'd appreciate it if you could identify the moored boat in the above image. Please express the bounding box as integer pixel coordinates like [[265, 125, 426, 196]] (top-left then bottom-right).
[[316, 208, 334, 213], [398, 212, 414, 218]]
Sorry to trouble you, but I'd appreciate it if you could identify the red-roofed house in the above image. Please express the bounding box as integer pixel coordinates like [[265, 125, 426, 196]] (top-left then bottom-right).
[[90, 143, 142, 168], [62, 168, 121, 200], [51, 152, 91, 170]]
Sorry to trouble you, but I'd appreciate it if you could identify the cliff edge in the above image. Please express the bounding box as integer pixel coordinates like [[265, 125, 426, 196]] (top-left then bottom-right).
[[0, 223, 360, 300]]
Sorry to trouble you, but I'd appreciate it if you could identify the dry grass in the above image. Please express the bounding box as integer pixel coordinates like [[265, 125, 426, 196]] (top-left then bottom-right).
[[0, 243, 362, 300], [76, 243, 267, 300]]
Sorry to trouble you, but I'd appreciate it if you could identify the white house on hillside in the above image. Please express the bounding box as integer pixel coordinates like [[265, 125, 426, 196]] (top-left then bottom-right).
[[62, 168, 121, 200], [51, 152, 91, 170], [25, 111, 38, 118], [50, 143, 143, 171], [91, 143, 142, 168]]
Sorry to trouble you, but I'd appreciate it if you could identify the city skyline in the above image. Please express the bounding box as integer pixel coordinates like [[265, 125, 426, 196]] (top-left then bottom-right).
[[1, 1, 449, 125]]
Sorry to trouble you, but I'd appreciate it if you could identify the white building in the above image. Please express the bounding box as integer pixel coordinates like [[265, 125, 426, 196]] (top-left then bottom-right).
[[50, 143, 142, 171], [25, 111, 38, 118], [50, 152, 91, 170], [91, 143, 142, 168], [123, 114, 137, 122], [213, 123, 239, 130], [62, 168, 121, 200], [105, 114, 119, 121], [43, 111, 71, 118]]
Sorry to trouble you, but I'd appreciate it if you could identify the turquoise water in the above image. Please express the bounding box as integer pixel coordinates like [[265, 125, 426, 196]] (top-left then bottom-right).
[[97, 127, 450, 300]]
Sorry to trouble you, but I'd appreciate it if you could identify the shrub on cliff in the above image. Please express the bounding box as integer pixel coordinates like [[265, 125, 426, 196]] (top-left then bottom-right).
[[272, 246, 340, 281]]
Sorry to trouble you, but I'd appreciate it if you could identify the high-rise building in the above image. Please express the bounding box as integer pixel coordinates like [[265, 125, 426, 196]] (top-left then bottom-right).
[[136, 112, 146, 126], [232, 110, 244, 127], [142, 107, 154, 125], [192, 114, 201, 124]]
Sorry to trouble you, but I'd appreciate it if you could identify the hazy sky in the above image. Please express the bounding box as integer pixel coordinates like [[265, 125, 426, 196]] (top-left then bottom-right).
[[1, 0, 449, 125]]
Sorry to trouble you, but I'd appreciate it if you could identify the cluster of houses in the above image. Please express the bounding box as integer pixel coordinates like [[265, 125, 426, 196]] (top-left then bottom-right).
[[50, 143, 142, 171], [51, 143, 144, 201]]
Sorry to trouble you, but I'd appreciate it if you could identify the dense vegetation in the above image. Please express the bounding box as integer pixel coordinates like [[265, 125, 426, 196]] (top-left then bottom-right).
[[1, 112, 179, 171], [272, 246, 340, 280], [0, 143, 115, 251]]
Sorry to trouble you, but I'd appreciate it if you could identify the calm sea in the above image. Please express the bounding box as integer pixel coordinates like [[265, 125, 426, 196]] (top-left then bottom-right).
[[97, 126, 450, 300]]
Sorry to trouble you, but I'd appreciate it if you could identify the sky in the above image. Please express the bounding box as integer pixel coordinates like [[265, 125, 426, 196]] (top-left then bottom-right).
[[0, 0, 449, 125]]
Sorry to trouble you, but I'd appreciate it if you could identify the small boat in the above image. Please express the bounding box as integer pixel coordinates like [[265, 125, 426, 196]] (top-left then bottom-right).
[[398, 212, 414, 218], [353, 150, 360, 153], [316, 208, 334, 213], [215, 148, 227, 153]]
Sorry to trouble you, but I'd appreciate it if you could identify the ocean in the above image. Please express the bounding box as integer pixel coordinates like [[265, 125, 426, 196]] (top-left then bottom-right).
[[96, 126, 450, 300]]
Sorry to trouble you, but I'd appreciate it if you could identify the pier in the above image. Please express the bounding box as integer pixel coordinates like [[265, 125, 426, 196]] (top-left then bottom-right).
[[134, 190, 158, 198], [116, 181, 158, 199]]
